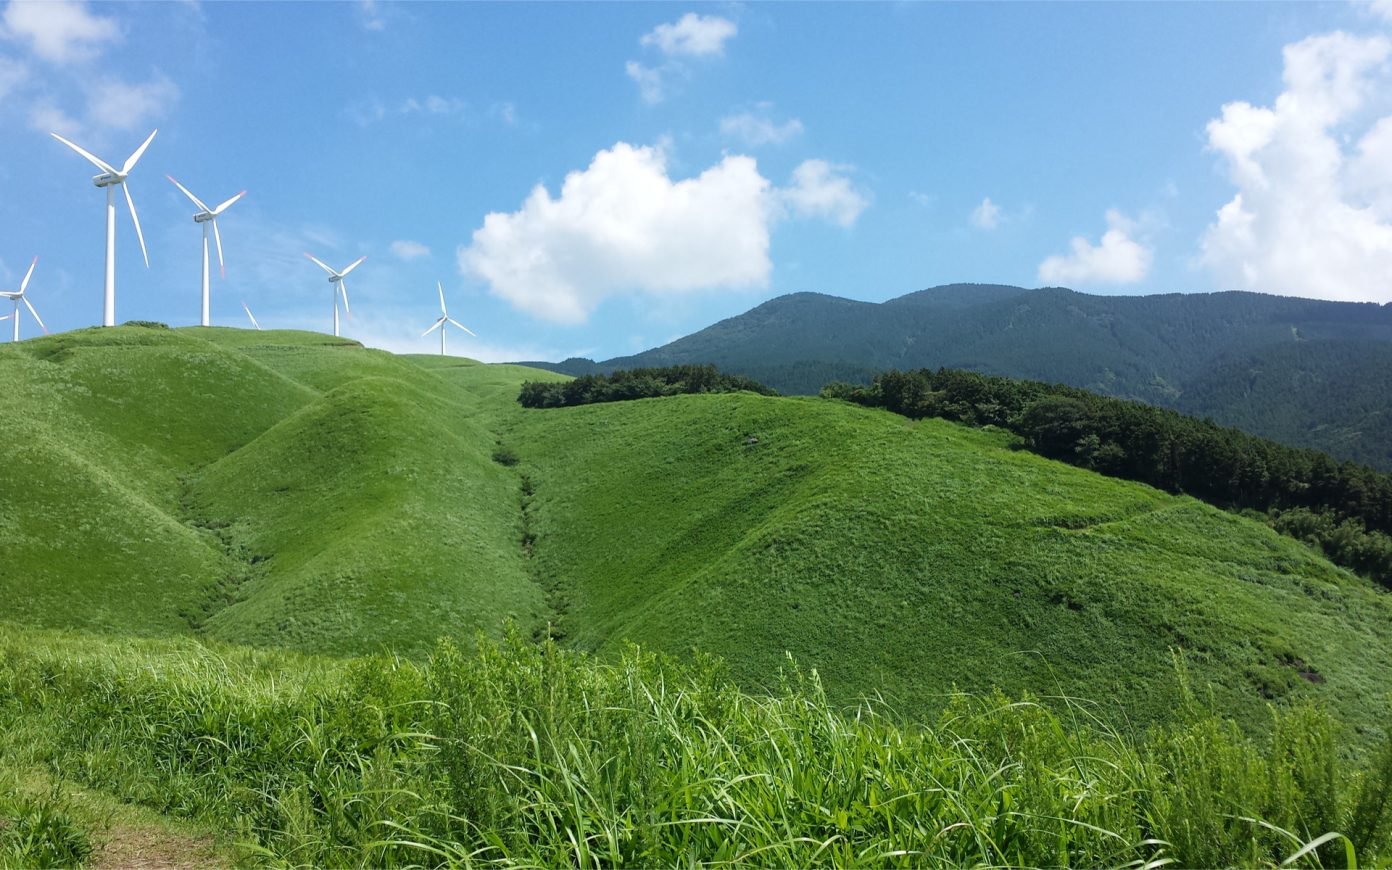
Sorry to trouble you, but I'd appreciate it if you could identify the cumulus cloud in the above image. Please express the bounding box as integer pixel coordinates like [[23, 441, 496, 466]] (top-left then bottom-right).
[[460, 143, 869, 324], [1, 0, 119, 64], [1038, 210, 1152, 286], [640, 12, 736, 57], [719, 109, 804, 146], [627, 12, 736, 104], [390, 240, 430, 261], [777, 159, 869, 228], [1199, 32, 1392, 302], [970, 196, 1001, 230]]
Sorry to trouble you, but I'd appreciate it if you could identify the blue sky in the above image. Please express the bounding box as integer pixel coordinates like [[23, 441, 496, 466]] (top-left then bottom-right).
[[2, 1, 1391, 362]]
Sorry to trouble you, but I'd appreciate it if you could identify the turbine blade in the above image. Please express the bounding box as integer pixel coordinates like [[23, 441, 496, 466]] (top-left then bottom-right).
[[339, 255, 367, 277], [123, 182, 150, 268], [447, 317, 476, 337], [241, 301, 261, 330], [212, 217, 226, 278], [50, 132, 118, 174], [23, 297, 47, 334], [121, 128, 158, 175], [212, 190, 246, 215], [304, 253, 336, 275], [422, 318, 445, 337], [437, 281, 447, 315], [19, 256, 37, 295], [339, 282, 352, 319], [165, 175, 209, 211]]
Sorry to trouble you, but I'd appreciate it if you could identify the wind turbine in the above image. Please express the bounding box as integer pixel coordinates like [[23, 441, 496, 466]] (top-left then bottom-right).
[[167, 176, 246, 326], [421, 282, 475, 356], [304, 253, 365, 337], [241, 300, 261, 330], [50, 129, 157, 327], [0, 257, 47, 342]]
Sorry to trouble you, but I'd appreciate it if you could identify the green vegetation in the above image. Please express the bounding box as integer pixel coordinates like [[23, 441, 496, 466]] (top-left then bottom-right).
[[512, 391, 1392, 738], [530, 284, 1392, 469], [518, 364, 776, 408], [3, 624, 1391, 867], [829, 367, 1392, 589], [5, 324, 1392, 862]]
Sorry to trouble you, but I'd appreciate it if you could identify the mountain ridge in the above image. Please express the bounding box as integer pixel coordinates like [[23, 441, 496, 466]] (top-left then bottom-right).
[[516, 283, 1392, 468]]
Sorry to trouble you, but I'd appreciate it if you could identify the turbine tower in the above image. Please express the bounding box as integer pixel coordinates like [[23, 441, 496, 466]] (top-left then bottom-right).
[[50, 129, 157, 327], [421, 281, 475, 356], [167, 176, 246, 326], [304, 253, 365, 337], [0, 257, 47, 342]]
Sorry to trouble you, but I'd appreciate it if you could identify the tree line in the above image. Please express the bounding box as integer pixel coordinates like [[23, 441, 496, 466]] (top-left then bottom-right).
[[825, 369, 1392, 588], [518, 365, 777, 408]]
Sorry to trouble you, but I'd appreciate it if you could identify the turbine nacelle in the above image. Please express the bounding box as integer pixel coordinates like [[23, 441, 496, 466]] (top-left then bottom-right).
[[193, 212, 214, 223], [92, 173, 123, 188]]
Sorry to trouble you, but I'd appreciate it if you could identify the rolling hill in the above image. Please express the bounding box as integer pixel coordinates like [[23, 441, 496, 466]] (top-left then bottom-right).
[[4, 324, 1390, 746], [520, 284, 1392, 469]]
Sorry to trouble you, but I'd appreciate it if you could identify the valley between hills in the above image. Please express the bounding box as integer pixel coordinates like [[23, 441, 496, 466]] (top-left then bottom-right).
[[2, 325, 1391, 866]]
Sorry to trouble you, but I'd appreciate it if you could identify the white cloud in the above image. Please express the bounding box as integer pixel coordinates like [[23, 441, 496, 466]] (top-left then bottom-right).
[[1038, 209, 1152, 286], [970, 196, 1001, 230], [1361, 0, 1392, 23], [84, 74, 178, 131], [908, 190, 934, 208], [0, 54, 27, 100], [390, 240, 430, 261], [461, 144, 869, 324], [720, 110, 804, 146], [1, 0, 119, 64], [27, 100, 80, 137], [640, 13, 736, 57], [625, 61, 665, 104], [1199, 31, 1392, 302], [357, 0, 386, 31], [461, 143, 772, 324], [777, 159, 869, 228], [401, 95, 466, 116]]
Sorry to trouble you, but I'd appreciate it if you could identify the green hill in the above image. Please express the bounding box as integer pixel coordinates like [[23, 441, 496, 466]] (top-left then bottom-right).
[[521, 284, 1392, 469], [2, 325, 1391, 745], [512, 392, 1392, 735]]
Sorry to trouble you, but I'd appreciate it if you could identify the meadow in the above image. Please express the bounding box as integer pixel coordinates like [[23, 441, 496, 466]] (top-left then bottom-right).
[[2, 324, 1392, 864]]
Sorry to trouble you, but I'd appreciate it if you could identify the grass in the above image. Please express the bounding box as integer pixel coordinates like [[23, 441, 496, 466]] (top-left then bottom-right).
[[511, 393, 1392, 743], [3, 325, 1392, 745], [1, 623, 1389, 867]]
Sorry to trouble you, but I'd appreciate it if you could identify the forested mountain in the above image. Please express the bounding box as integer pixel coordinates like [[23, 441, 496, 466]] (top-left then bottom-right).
[[518, 284, 1392, 468]]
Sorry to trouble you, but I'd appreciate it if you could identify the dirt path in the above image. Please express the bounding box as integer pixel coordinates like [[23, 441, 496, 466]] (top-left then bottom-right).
[[90, 823, 226, 869]]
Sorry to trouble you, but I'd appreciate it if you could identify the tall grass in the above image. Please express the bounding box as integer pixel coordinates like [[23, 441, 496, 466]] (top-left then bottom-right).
[[1, 625, 1389, 867]]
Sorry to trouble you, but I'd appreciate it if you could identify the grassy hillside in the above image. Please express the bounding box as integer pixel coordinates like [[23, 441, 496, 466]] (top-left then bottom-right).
[[0, 326, 552, 656], [2, 324, 1391, 749], [512, 392, 1392, 737]]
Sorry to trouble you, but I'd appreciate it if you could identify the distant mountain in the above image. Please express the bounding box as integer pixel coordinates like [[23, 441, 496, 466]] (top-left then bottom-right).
[[518, 284, 1392, 469]]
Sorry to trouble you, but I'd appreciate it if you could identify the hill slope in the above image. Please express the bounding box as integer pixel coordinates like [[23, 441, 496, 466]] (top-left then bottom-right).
[[1, 326, 1390, 742], [511, 392, 1392, 734], [523, 284, 1392, 468]]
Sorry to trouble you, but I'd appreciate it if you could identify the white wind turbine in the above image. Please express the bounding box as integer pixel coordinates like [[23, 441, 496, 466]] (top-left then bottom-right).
[[0, 257, 48, 342], [421, 282, 475, 356], [167, 176, 246, 326], [50, 129, 157, 327], [304, 253, 366, 337], [241, 300, 261, 330]]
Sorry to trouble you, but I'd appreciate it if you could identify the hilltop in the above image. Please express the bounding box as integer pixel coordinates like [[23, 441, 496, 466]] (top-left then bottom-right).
[[2, 325, 1390, 744], [520, 284, 1392, 470]]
